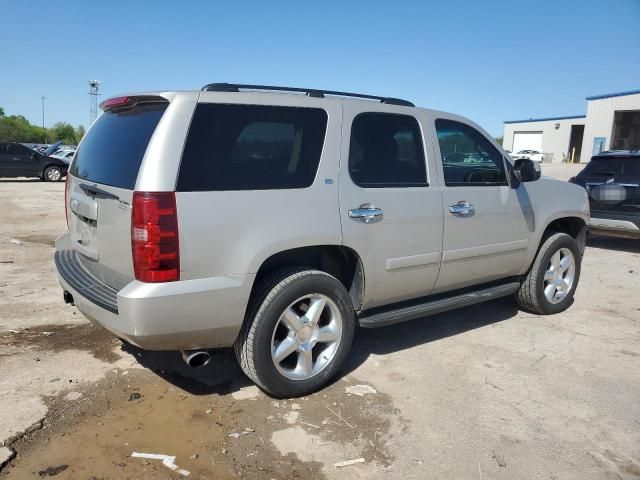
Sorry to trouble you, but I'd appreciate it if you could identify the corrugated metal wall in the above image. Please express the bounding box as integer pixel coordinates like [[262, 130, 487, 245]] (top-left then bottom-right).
[[580, 93, 640, 162]]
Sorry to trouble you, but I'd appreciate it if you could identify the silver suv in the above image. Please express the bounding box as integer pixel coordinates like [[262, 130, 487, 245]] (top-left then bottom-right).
[[55, 83, 589, 397]]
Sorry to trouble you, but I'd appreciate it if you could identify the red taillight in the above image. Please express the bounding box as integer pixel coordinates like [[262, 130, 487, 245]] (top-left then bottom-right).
[[102, 96, 130, 111], [64, 174, 70, 227], [568, 176, 576, 183], [131, 192, 179, 283]]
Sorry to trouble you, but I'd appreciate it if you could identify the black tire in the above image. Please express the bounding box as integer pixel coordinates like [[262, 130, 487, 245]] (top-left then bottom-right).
[[516, 232, 581, 314], [43, 166, 63, 182], [235, 268, 356, 398]]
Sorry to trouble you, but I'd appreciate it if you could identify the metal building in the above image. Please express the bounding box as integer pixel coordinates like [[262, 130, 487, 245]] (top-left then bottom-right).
[[502, 89, 640, 163], [503, 115, 586, 163]]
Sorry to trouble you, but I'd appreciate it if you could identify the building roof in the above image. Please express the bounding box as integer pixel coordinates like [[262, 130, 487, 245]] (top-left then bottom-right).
[[503, 115, 585, 124], [586, 89, 640, 101]]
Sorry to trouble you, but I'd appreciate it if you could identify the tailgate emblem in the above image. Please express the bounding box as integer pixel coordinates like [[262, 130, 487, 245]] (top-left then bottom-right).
[[118, 200, 131, 210]]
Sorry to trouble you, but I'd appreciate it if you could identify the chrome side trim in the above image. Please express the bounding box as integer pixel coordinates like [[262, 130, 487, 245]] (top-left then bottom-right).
[[443, 239, 529, 263], [385, 252, 442, 271]]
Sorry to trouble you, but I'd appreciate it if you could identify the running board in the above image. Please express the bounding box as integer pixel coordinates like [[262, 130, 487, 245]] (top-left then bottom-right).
[[358, 282, 521, 328]]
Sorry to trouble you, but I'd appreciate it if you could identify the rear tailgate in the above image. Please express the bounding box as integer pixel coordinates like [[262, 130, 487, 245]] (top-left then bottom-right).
[[66, 98, 169, 289], [581, 156, 640, 215]]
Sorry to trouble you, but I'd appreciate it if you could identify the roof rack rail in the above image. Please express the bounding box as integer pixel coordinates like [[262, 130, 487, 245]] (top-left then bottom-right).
[[200, 83, 414, 107]]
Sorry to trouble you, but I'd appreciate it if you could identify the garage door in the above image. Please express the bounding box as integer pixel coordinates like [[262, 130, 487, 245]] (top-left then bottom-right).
[[512, 131, 543, 153]]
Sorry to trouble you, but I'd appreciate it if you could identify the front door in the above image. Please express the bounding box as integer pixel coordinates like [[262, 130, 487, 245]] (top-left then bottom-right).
[[339, 104, 443, 310], [431, 117, 533, 292], [0, 144, 10, 175]]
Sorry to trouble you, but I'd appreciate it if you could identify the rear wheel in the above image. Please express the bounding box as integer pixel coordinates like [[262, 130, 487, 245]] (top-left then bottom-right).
[[43, 166, 63, 182], [516, 232, 581, 314], [235, 268, 355, 397]]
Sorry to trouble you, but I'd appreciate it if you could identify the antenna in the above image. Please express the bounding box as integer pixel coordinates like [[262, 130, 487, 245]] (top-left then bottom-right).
[[88, 80, 101, 124]]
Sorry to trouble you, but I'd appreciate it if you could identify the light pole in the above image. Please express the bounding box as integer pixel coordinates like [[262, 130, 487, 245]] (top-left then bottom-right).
[[40, 96, 46, 143]]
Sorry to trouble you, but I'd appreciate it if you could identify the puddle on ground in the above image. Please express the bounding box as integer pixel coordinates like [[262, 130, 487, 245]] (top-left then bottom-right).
[[13, 234, 56, 247], [3, 367, 397, 479], [0, 323, 121, 363]]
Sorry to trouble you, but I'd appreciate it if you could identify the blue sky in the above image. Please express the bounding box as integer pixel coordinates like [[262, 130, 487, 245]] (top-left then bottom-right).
[[1, 0, 638, 136]]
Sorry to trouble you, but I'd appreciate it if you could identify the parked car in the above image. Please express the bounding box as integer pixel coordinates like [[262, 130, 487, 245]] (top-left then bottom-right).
[[570, 150, 639, 238], [511, 149, 544, 162], [51, 149, 76, 164], [0, 142, 68, 181], [54, 84, 589, 397]]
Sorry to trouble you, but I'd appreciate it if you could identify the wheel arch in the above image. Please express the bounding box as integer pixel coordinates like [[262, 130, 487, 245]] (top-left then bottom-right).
[[250, 245, 365, 313], [542, 216, 588, 254]]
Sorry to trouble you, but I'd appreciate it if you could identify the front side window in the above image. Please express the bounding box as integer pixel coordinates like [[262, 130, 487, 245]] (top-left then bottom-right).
[[178, 104, 328, 191], [435, 119, 508, 186], [348, 113, 427, 188]]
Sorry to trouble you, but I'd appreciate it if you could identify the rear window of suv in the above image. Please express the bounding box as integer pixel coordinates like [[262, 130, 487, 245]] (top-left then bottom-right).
[[70, 103, 167, 189], [177, 104, 328, 191], [583, 157, 640, 177]]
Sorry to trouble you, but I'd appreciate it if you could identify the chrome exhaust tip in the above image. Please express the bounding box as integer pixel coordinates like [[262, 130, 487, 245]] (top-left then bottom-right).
[[181, 350, 211, 368]]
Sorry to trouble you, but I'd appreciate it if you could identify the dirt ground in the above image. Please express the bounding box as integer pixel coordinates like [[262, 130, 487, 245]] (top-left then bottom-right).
[[0, 168, 639, 479]]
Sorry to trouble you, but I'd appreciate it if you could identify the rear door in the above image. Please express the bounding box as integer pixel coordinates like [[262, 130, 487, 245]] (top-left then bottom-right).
[[7, 144, 36, 176], [66, 96, 173, 289], [339, 105, 443, 309], [430, 116, 532, 292]]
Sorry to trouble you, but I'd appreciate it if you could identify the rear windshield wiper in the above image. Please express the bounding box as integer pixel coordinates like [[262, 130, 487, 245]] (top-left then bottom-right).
[[79, 183, 120, 201]]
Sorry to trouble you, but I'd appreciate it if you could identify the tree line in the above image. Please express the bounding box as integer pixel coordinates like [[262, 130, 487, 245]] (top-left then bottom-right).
[[0, 106, 85, 145]]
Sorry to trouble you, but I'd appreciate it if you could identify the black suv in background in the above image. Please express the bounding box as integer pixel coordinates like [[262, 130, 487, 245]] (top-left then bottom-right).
[[571, 151, 640, 238], [0, 142, 68, 181]]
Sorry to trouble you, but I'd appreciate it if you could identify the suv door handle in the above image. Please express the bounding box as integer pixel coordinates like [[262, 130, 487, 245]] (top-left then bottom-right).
[[449, 201, 475, 216], [348, 204, 383, 223]]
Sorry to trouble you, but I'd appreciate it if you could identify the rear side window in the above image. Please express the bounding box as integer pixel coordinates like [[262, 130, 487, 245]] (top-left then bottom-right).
[[177, 104, 328, 191], [70, 103, 167, 189], [435, 119, 508, 186], [348, 113, 427, 188]]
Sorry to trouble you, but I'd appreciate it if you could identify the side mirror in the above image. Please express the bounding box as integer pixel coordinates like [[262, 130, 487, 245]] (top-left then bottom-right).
[[513, 158, 541, 183]]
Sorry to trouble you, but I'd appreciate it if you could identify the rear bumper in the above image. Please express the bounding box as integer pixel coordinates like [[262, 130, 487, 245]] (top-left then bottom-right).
[[54, 234, 254, 350], [588, 215, 640, 237]]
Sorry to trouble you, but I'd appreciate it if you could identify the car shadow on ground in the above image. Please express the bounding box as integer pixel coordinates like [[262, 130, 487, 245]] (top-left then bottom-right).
[[121, 342, 252, 395], [123, 297, 519, 397], [587, 234, 640, 254]]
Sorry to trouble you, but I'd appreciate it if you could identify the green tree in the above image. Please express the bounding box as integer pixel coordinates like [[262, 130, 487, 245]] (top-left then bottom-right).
[[495, 136, 503, 146], [49, 122, 77, 144], [74, 125, 86, 144], [0, 114, 46, 142], [0, 106, 4, 117]]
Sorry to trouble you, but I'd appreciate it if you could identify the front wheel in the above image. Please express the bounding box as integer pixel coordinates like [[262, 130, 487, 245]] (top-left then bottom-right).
[[235, 268, 356, 397], [516, 232, 581, 314]]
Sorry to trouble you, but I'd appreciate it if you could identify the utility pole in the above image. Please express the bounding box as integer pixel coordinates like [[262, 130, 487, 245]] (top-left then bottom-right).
[[41, 96, 46, 144]]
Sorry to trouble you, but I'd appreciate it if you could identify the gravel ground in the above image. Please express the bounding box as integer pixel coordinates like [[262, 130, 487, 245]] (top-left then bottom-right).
[[0, 169, 638, 479]]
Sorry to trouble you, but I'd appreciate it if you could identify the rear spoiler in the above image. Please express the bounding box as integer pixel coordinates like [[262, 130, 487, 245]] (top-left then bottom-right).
[[100, 95, 169, 112]]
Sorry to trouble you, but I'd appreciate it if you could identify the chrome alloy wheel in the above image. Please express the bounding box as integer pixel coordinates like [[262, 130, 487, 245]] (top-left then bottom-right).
[[543, 247, 576, 304], [270, 293, 343, 381], [47, 168, 61, 181]]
